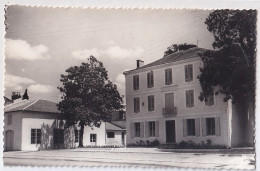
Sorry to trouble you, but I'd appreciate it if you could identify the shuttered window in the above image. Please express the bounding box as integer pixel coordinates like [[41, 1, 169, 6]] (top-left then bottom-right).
[[187, 119, 195, 136], [186, 90, 194, 108], [165, 69, 172, 85], [133, 75, 139, 90], [147, 71, 154, 88], [205, 88, 214, 106], [135, 122, 141, 137], [31, 129, 41, 144], [206, 118, 215, 135], [148, 95, 155, 111], [133, 97, 140, 113], [107, 132, 115, 138], [7, 114, 12, 125], [149, 121, 155, 137], [185, 64, 193, 82]]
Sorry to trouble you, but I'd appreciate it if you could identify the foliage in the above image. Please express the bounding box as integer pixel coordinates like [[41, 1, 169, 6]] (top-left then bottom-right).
[[164, 43, 197, 57], [127, 139, 160, 147], [57, 56, 123, 146], [198, 10, 256, 103], [159, 140, 226, 149]]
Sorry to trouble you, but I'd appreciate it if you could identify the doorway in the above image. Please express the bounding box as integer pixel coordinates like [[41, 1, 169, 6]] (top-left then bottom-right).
[[166, 120, 176, 143], [5, 130, 14, 151]]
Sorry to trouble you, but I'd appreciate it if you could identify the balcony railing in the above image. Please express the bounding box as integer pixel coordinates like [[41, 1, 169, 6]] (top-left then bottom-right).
[[163, 107, 177, 117]]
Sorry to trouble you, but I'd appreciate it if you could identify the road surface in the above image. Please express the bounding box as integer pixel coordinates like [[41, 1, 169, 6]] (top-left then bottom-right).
[[3, 148, 255, 169]]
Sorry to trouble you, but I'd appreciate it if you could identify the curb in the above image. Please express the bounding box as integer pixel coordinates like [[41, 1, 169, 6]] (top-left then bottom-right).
[[157, 148, 255, 154]]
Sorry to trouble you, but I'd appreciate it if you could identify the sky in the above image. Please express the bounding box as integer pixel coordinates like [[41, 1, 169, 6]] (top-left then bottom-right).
[[4, 6, 214, 103]]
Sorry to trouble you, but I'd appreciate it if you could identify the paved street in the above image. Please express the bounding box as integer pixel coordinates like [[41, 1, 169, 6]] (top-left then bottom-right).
[[3, 148, 255, 169]]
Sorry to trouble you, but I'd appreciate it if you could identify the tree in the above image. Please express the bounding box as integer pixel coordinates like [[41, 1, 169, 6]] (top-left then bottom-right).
[[57, 56, 123, 147], [198, 10, 256, 104], [164, 43, 197, 57]]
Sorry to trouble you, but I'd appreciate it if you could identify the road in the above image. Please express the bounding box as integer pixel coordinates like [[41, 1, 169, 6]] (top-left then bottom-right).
[[3, 148, 255, 169]]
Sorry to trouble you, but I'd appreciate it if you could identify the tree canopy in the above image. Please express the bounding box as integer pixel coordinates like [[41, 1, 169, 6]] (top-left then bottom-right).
[[57, 56, 123, 146], [198, 10, 256, 103], [164, 43, 197, 57]]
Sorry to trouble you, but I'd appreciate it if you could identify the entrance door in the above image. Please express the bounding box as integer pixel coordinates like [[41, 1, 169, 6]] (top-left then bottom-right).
[[90, 134, 97, 146], [166, 120, 176, 143], [5, 130, 14, 151], [121, 132, 125, 145]]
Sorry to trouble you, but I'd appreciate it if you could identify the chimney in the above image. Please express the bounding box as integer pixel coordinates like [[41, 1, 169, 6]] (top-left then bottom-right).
[[136, 60, 144, 68]]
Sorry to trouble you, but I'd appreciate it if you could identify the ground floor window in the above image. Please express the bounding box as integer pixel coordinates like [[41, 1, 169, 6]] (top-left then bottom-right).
[[74, 130, 80, 143], [54, 128, 64, 145], [187, 119, 195, 136], [149, 121, 155, 137], [135, 122, 141, 137], [206, 118, 215, 135], [31, 129, 41, 144], [90, 134, 96, 142], [107, 132, 115, 138]]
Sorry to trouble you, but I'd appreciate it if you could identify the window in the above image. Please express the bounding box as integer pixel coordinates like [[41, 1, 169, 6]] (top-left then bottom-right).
[[74, 130, 80, 143], [7, 114, 12, 125], [186, 90, 194, 108], [54, 129, 64, 145], [31, 129, 41, 144], [185, 64, 193, 82], [133, 75, 139, 90], [107, 132, 115, 138], [165, 69, 172, 85], [90, 134, 96, 142], [148, 95, 155, 111], [205, 88, 214, 106], [134, 97, 140, 113], [135, 122, 141, 137], [187, 119, 195, 136], [206, 118, 215, 135], [149, 121, 155, 137], [147, 71, 154, 88]]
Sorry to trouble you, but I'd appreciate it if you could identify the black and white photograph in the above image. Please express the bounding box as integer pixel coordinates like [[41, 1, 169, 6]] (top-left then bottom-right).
[[1, 3, 257, 170]]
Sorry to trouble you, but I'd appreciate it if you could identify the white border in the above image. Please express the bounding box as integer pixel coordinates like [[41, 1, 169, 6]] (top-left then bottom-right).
[[1, 1, 259, 171]]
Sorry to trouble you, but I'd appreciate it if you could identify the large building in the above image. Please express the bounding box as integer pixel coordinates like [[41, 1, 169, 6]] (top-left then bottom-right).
[[123, 47, 254, 147], [4, 99, 126, 151]]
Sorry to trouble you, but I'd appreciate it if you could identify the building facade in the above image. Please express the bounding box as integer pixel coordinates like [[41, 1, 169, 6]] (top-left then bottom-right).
[[124, 47, 254, 147], [4, 99, 126, 151]]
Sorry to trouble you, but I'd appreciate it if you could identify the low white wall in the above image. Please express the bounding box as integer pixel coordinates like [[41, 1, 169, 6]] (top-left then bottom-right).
[[105, 131, 125, 145]]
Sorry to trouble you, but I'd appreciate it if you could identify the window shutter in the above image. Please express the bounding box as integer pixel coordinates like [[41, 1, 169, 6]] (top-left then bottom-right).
[[140, 122, 144, 138], [185, 65, 188, 81], [186, 91, 189, 107], [151, 71, 154, 87], [215, 117, 221, 136], [183, 119, 187, 137], [145, 122, 149, 138], [155, 121, 159, 137], [202, 118, 206, 136], [195, 118, 200, 137], [191, 90, 194, 107], [169, 69, 172, 84], [165, 70, 168, 84], [137, 76, 139, 89], [131, 122, 135, 138], [189, 65, 193, 81]]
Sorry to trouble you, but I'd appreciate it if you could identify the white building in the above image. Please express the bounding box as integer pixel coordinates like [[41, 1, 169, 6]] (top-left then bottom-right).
[[4, 99, 126, 151], [123, 47, 254, 147]]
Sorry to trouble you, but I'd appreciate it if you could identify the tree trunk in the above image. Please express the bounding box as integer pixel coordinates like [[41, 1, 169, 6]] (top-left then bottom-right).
[[79, 123, 84, 147]]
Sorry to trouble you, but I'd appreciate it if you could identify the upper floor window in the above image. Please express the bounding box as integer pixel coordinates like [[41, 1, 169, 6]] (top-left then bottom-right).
[[165, 69, 172, 85], [133, 75, 139, 90], [31, 129, 41, 144], [147, 71, 154, 88], [185, 64, 193, 82], [186, 90, 194, 108], [205, 88, 214, 106], [7, 114, 12, 125], [148, 95, 155, 111], [133, 97, 140, 113]]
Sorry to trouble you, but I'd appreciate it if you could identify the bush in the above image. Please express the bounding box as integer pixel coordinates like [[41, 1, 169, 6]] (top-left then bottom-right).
[[127, 139, 160, 147], [159, 140, 226, 149]]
